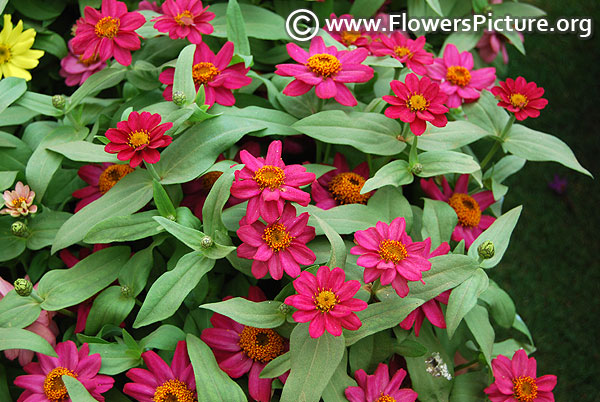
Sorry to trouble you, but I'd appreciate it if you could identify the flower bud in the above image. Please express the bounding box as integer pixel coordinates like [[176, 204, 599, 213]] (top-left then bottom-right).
[[411, 163, 423, 175], [52, 95, 66, 109], [477, 240, 495, 259], [278, 303, 290, 315], [120, 285, 134, 298], [200, 235, 214, 249], [11, 221, 29, 237], [172, 91, 186, 106], [13, 278, 33, 297]]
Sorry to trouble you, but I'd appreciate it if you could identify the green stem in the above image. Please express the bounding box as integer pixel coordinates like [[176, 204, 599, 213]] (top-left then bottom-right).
[[454, 359, 479, 372], [323, 143, 332, 164], [315, 97, 325, 113], [57, 309, 76, 318], [145, 162, 161, 182], [315, 141, 323, 163], [366, 154, 373, 173], [409, 135, 419, 166], [480, 115, 516, 169], [29, 290, 44, 304]]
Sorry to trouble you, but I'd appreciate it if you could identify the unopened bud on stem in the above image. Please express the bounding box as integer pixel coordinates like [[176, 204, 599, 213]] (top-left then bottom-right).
[[477, 240, 495, 259], [14, 278, 33, 297]]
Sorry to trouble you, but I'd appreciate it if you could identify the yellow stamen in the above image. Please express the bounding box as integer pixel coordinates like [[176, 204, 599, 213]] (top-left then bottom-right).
[[510, 93, 528, 109], [375, 394, 397, 402], [153, 379, 196, 402], [378, 239, 409, 263], [201, 171, 223, 190], [43, 367, 77, 402], [512, 376, 538, 402], [407, 94, 429, 112], [192, 62, 220, 85], [78, 53, 99, 66], [128, 130, 150, 149], [446, 65, 471, 87], [174, 10, 194, 26], [262, 223, 293, 252], [94, 16, 120, 39], [314, 289, 339, 312], [306, 54, 342, 78], [328, 172, 371, 205], [340, 31, 361, 46], [448, 193, 481, 227], [238, 326, 285, 363], [98, 164, 135, 194], [253, 165, 285, 190], [0, 45, 11, 64], [11, 196, 27, 207], [394, 46, 412, 58]]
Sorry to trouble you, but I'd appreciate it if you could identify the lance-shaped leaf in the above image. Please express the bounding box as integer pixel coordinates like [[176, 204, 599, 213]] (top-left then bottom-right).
[[200, 298, 285, 329], [0, 328, 57, 356], [445, 268, 489, 338]]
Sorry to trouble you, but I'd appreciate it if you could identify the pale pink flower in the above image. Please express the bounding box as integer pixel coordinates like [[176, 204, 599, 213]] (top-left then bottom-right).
[[1, 181, 37, 217]]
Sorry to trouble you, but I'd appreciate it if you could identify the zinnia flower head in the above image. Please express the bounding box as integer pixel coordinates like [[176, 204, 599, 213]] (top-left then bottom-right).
[[159, 41, 251, 107], [370, 32, 433, 75], [230, 140, 316, 224], [491, 76, 548, 121], [275, 36, 374, 106], [72, 163, 134, 212], [59, 41, 106, 86], [1, 181, 38, 217], [325, 13, 371, 49], [201, 287, 289, 402], [104, 111, 173, 168], [345, 363, 418, 402], [351, 217, 433, 298], [14, 341, 114, 401], [152, 0, 215, 44], [427, 43, 496, 108], [476, 30, 524, 64], [237, 203, 316, 280], [284, 266, 368, 338], [311, 153, 373, 210], [71, 0, 145, 66], [0, 14, 44, 81], [383, 73, 449, 136], [123, 341, 197, 402], [420, 174, 496, 249], [484, 349, 557, 402]]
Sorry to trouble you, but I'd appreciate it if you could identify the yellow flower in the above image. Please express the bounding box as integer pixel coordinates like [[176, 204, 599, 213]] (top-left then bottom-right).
[[0, 14, 44, 81]]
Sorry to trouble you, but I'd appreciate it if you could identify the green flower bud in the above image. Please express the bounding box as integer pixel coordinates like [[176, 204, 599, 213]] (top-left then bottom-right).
[[120, 285, 134, 298], [172, 91, 186, 106], [278, 303, 290, 315], [52, 95, 66, 109], [200, 235, 214, 249], [11, 221, 29, 237], [477, 240, 495, 259], [411, 163, 423, 175], [14, 278, 33, 297]]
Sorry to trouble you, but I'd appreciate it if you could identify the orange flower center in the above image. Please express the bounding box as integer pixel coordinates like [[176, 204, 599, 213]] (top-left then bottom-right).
[[407, 94, 429, 112], [375, 394, 397, 402], [128, 130, 150, 149], [238, 326, 285, 363], [307, 54, 342, 78], [153, 379, 197, 402], [78, 53, 99, 66], [43, 367, 77, 402], [174, 10, 194, 26], [328, 172, 371, 205], [11, 196, 27, 207], [512, 376, 538, 402], [378, 239, 409, 263], [262, 223, 293, 251], [253, 165, 285, 190], [314, 289, 339, 312], [446, 65, 471, 87], [192, 62, 220, 85], [448, 193, 481, 227], [0, 44, 11, 64], [510, 93, 529, 109], [94, 16, 120, 39], [340, 30, 361, 46], [201, 171, 223, 190], [394, 46, 412, 58], [98, 164, 135, 194]]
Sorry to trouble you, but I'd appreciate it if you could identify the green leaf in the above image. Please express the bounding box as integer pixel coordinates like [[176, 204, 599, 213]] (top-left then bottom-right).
[[27, 211, 72, 250], [13, 0, 66, 20], [215, 105, 300, 137], [445, 268, 489, 338], [0, 77, 27, 114], [463, 91, 509, 136], [15, 91, 63, 117], [85, 210, 163, 243], [186, 334, 247, 402], [362, 160, 413, 193], [479, 282, 516, 329], [366, 186, 413, 230], [421, 199, 458, 250], [210, 3, 288, 40], [465, 304, 495, 367], [297, 204, 380, 235], [322, 351, 356, 402], [62, 376, 98, 402], [0, 216, 26, 262], [417, 150, 481, 177], [200, 298, 285, 328], [442, 32, 483, 53], [312, 215, 347, 270], [0, 170, 17, 191], [491, 2, 545, 17], [173, 44, 197, 105], [483, 155, 526, 184], [47, 141, 118, 163], [0, 290, 41, 329], [226, 0, 251, 56], [66, 66, 127, 112], [260, 352, 291, 379], [85, 286, 135, 335], [280, 324, 345, 402], [119, 238, 165, 297], [425, 0, 444, 16], [349, 0, 386, 17], [140, 325, 186, 351], [0, 106, 39, 127], [394, 339, 428, 357], [34, 31, 68, 59], [449, 371, 489, 402], [417, 121, 491, 151], [88, 343, 142, 375], [202, 169, 235, 237], [153, 180, 177, 219]]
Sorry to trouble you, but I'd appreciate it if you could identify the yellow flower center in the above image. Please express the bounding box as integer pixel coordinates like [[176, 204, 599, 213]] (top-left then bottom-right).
[[340, 31, 361, 46], [128, 130, 150, 149], [375, 394, 397, 402], [201, 171, 223, 190], [446, 65, 471, 87], [512, 376, 538, 402], [262, 223, 293, 251], [407, 94, 429, 112], [94, 16, 120, 39], [238, 326, 286, 363], [98, 164, 135, 194], [78, 53, 99, 67], [192, 62, 220, 85], [0, 44, 11, 64], [378, 239, 409, 263], [11, 196, 27, 207], [510, 93, 529, 109], [314, 289, 339, 312], [253, 165, 285, 190], [174, 10, 194, 26], [448, 193, 481, 228], [43, 367, 77, 402], [307, 54, 342, 78], [328, 172, 371, 205], [153, 379, 197, 402], [394, 46, 412, 58]]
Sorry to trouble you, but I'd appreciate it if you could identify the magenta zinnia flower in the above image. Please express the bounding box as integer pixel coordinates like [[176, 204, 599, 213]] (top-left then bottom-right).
[[237, 203, 316, 280], [123, 341, 197, 402], [104, 111, 173, 168], [345, 363, 418, 402], [351, 217, 433, 298], [159, 41, 251, 107], [325, 14, 371, 49], [71, 0, 145, 66], [383, 73, 448, 136], [275, 36, 374, 107], [138, 1, 160, 12], [14, 341, 114, 402], [72, 163, 134, 212], [59, 41, 106, 86], [427, 43, 496, 108], [1, 181, 37, 217], [491, 76, 548, 121], [420, 174, 496, 249], [284, 266, 368, 338], [484, 349, 557, 402], [201, 287, 289, 402], [230, 140, 315, 224], [370, 32, 433, 75], [476, 30, 524, 64], [311, 153, 373, 210], [152, 0, 215, 44]]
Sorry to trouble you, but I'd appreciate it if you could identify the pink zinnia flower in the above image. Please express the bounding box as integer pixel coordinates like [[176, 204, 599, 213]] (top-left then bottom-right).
[[123, 341, 197, 401], [383, 73, 448, 136], [275, 36, 374, 107], [325, 14, 372, 49], [345, 363, 418, 402], [14, 341, 114, 402], [370, 32, 433, 75], [311, 153, 373, 210], [104, 111, 173, 168], [0, 277, 59, 367], [476, 30, 524, 64], [484, 349, 557, 402], [159, 41, 251, 107], [420, 174, 496, 249], [284, 266, 368, 338], [427, 44, 496, 108], [1, 181, 37, 217], [72, 163, 134, 212], [59, 41, 106, 86], [491, 76, 548, 121], [201, 287, 289, 402], [237, 203, 316, 280], [152, 0, 215, 44], [137, 1, 160, 12], [71, 0, 145, 66], [230, 140, 315, 224]]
